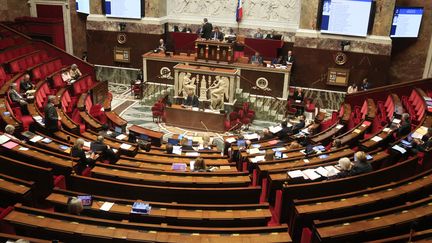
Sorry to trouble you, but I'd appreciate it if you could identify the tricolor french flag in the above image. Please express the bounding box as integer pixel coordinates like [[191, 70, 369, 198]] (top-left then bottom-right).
[[236, 0, 243, 22]]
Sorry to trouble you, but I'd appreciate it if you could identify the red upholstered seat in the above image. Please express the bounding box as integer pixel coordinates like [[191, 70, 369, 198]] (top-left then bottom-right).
[[151, 102, 164, 122], [0, 206, 15, 234]]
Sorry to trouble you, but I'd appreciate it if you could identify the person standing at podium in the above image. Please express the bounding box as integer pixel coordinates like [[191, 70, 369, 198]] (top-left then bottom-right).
[[211, 27, 224, 41], [201, 18, 213, 40], [184, 89, 200, 108]]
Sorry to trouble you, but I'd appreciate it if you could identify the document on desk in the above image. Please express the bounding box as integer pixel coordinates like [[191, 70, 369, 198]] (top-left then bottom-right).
[[336, 124, 344, 129], [287, 170, 304, 178], [120, 143, 132, 150], [371, 136, 383, 142], [2, 141, 18, 149], [99, 202, 114, 211], [244, 133, 260, 140], [392, 145, 406, 154], [83, 141, 91, 148], [248, 148, 262, 155], [250, 156, 265, 163], [269, 125, 282, 134], [383, 127, 391, 133], [225, 137, 236, 143], [315, 167, 329, 177], [116, 134, 127, 140], [185, 152, 199, 157], [392, 118, 401, 124], [303, 169, 321, 180], [30, 135, 44, 143], [172, 146, 182, 155], [0, 135, 10, 144]]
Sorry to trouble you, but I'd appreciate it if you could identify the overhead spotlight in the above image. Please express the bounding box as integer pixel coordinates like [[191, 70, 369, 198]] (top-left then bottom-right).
[[340, 40, 351, 51]]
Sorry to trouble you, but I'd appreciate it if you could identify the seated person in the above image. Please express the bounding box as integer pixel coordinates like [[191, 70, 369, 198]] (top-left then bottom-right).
[[62, 69, 74, 84], [264, 149, 275, 161], [155, 39, 166, 53], [69, 64, 82, 80], [210, 27, 224, 41], [288, 141, 301, 150], [250, 52, 263, 65], [225, 28, 236, 43], [184, 89, 199, 108], [200, 134, 212, 150], [193, 157, 209, 172], [261, 128, 274, 140], [4, 125, 21, 142], [330, 139, 342, 150], [421, 127, 432, 149], [328, 157, 353, 179], [98, 124, 115, 138], [277, 121, 291, 141], [138, 140, 151, 152], [90, 136, 117, 164], [254, 28, 264, 39], [166, 143, 174, 154], [8, 83, 29, 114], [351, 151, 372, 175], [272, 55, 286, 65], [159, 91, 172, 107], [293, 87, 304, 102], [396, 113, 411, 138], [291, 115, 306, 134], [180, 137, 194, 150], [71, 138, 98, 175], [20, 74, 35, 95], [265, 29, 276, 39], [286, 50, 295, 64], [181, 25, 192, 33], [347, 83, 358, 94], [67, 197, 84, 215]]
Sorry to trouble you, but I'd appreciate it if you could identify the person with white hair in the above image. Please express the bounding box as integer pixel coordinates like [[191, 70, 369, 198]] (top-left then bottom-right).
[[69, 64, 82, 80], [67, 196, 83, 215], [71, 138, 98, 174], [328, 157, 353, 179], [4, 125, 20, 142]]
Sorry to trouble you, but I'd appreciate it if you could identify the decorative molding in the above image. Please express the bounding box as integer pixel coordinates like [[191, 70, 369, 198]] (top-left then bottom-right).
[[424, 31, 432, 78]]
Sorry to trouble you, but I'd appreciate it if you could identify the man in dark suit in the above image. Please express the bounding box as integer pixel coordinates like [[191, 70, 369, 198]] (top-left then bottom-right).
[[361, 78, 370, 91], [201, 18, 213, 40], [286, 50, 295, 64], [396, 113, 411, 138], [184, 90, 199, 107], [8, 83, 29, 114], [91, 135, 118, 164], [291, 115, 306, 134], [20, 74, 34, 93], [44, 95, 60, 134], [277, 121, 291, 141], [250, 52, 263, 65], [211, 27, 224, 41]]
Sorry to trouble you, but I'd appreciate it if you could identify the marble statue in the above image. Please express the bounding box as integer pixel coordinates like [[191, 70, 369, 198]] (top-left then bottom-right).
[[199, 75, 208, 100], [181, 72, 196, 96], [208, 76, 228, 110]]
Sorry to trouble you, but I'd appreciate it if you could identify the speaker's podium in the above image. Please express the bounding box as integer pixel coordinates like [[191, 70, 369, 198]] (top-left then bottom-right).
[[195, 39, 234, 64]]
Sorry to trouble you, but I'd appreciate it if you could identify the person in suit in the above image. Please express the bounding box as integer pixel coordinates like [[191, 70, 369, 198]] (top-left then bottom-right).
[[265, 29, 275, 39], [293, 87, 304, 102], [254, 28, 264, 39], [286, 50, 295, 65], [264, 149, 275, 161], [288, 141, 301, 150], [261, 128, 274, 140], [20, 74, 34, 94], [272, 55, 286, 65], [155, 39, 166, 53], [210, 27, 224, 41], [347, 83, 358, 94], [291, 115, 306, 134], [181, 25, 192, 33], [8, 83, 29, 115], [166, 143, 173, 154], [201, 18, 213, 40], [4, 125, 21, 142], [44, 96, 61, 134], [184, 89, 199, 107], [71, 138, 98, 175], [330, 139, 342, 150], [361, 78, 370, 91], [421, 127, 432, 149], [180, 137, 194, 150], [328, 157, 353, 180], [250, 52, 263, 65], [90, 136, 118, 164], [67, 197, 83, 215], [351, 151, 372, 175], [396, 113, 411, 138], [277, 121, 291, 141]]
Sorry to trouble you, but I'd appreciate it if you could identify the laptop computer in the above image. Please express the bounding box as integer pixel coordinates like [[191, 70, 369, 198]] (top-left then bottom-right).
[[77, 195, 92, 207]]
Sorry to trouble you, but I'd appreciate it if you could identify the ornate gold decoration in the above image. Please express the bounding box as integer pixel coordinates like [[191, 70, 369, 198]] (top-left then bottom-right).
[[117, 33, 127, 44], [335, 52, 348, 65]]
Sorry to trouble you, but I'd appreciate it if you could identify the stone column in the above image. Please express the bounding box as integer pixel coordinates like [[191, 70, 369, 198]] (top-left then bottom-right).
[[174, 69, 179, 97], [424, 33, 432, 78], [299, 0, 320, 30], [145, 0, 167, 18], [371, 0, 396, 36], [283, 72, 290, 99]]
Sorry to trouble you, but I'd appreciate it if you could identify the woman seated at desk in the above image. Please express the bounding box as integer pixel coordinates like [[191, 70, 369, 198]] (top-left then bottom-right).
[[71, 138, 98, 175], [193, 157, 210, 172]]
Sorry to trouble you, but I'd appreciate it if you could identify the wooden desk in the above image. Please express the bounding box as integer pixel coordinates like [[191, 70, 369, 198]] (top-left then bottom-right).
[[128, 124, 163, 147], [165, 104, 225, 133], [195, 39, 234, 63], [105, 111, 127, 132]]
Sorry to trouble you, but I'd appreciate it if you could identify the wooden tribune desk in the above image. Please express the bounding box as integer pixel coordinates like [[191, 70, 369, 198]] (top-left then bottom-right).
[[165, 104, 225, 132], [195, 39, 234, 63]]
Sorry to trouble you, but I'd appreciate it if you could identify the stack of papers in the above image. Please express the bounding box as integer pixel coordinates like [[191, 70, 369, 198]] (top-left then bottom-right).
[[131, 202, 151, 215], [0, 135, 11, 144], [185, 152, 199, 157], [315, 167, 330, 177], [383, 127, 391, 133], [303, 169, 321, 180], [336, 124, 344, 129], [268, 140, 279, 145], [225, 137, 236, 143], [272, 147, 285, 152], [116, 134, 127, 140], [392, 118, 401, 124], [120, 143, 132, 150], [251, 144, 261, 148], [392, 145, 407, 154], [244, 133, 260, 140], [248, 148, 262, 155], [41, 138, 52, 144], [172, 146, 182, 155], [30, 135, 44, 143], [287, 170, 304, 178], [250, 156, 265, 163], [353, 129, 361, 134], [83, 141, 91, 148], [371, 136, 383, 142], [99, 202, 114, 211], [269, 125, 282, 134]]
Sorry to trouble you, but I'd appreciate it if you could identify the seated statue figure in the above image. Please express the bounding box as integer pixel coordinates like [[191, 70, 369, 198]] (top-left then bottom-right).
[[182, 73, 196, 96], [209, 76, 227, 110]]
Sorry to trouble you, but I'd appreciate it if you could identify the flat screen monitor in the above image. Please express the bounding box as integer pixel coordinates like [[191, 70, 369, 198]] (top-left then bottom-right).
[[76, 0, 90, 14], [237, 140, 246, 147], [275, 151, 282, 159], [186, 139, 193, 146], [105, 0, 142, 19], [77, 195, 92, 207], [114, 126, 122, 134], [168, 138, 179, 145], [320, 0, 373, 37], [390, 7, 423, 38], [139, 134, 149, 141]]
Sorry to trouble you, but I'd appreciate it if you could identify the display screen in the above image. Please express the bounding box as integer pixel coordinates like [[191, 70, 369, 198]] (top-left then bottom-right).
[[105, 0, 142, 19], [320, 0, 373, 37], [390, 7, 423, 38], [76, 0, 90, 14]]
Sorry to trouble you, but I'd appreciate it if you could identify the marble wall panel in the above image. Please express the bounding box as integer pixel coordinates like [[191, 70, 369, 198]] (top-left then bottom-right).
[[69, 0, 87, 57], [372, 0, 396, 36], [0, 0, 30, 21], [90, 0, 102, 15], [87, 20, 164, 35], [389, 0, 432, 83], [299, 0, 319, 30], [145, 0, 166, 17]]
